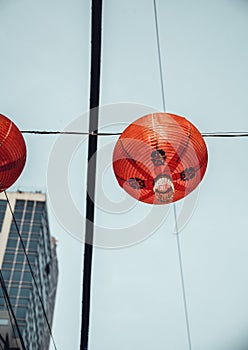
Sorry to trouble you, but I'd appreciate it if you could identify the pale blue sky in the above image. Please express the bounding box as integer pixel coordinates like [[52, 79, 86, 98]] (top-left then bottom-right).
[[0, 0, 248, 349]]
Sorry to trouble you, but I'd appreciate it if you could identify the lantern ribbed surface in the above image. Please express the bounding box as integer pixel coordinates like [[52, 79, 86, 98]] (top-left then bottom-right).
[[0, 114, 26, 192], [113, 112, 208, 204]]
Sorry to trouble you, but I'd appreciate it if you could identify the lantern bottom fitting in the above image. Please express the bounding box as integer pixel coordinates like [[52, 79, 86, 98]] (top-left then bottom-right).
[[153, 175, 174, 203]]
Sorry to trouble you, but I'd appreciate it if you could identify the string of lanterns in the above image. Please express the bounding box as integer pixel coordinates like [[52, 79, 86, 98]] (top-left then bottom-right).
[[0, 112, 207, 203]]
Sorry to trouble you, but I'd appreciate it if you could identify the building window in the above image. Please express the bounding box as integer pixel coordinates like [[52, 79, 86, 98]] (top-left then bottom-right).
[[6, 239, 17, 248], [15, 200, 25, 209], [22, 223, 31, 233], [14, 211, 23, 220], [23, 271, 32, 282], [10, 287, 19, 296], [31, 225, 41, 233], [16, 307, 26, 319], [24, 211, 32, 221], [29, 240, 38, 250], [16, 253, 24, 263], [15, 263, 24, 270], [0, 200, 6, 232], [0, 296, 5, 307], [20, 288, 30, 297], [33, 212, 42, 221], [2, 262, 12, 269], [12, 271, 22, 281], [19, 298, 29, 306], [4, 253, 14, 262], [35, 202, 44, 210], [2, 270, 11, 280]]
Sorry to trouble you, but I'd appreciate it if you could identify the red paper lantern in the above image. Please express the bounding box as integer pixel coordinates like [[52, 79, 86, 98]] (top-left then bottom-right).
[[0, 114, 26, 192], [113, 112, 208, 204]]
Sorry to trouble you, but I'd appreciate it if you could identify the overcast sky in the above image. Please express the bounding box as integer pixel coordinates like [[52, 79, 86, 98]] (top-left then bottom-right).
[[1, 0, 248, 349]]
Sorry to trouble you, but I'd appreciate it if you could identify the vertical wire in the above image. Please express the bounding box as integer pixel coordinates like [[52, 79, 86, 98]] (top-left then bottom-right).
[[153, 0, 166, 112], [153, 1, 193, 348], [173, 204, 192, 350], [81, 1, 103, 349]]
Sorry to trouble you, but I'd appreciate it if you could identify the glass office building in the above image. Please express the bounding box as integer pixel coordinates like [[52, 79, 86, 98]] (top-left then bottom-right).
[[0, 192, 58, 350]]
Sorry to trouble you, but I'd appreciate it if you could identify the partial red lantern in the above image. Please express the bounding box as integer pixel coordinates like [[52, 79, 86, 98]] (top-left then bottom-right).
[[0, 114, 26, 192], [113, 112, 208, 204]]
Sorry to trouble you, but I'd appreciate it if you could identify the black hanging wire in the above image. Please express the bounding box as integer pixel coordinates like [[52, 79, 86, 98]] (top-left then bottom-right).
[[0, 303, 19, 350], [0, 276, 21, 350], [80, 1, 103, 349], [0, 337, 4, 350], [21, 130, 122, 136], [153, 0, 193, 349], [0, 270, 26, 350], [202, 132, 248, 138], [21, 130, 248, 138], [3, 191, 58, 350]]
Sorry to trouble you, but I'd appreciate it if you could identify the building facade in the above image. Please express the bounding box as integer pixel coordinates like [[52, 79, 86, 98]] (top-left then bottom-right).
[[0, 192, 58, 350]]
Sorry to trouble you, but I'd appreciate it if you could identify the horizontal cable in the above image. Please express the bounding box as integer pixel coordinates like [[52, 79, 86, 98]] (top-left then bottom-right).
[[202, 132, 248, 138], [21, 130, 121, 136], [21, 130, 248, 138]]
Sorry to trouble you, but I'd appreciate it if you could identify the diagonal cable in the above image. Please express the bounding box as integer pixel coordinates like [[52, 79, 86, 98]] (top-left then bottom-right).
[[153, 0, 166, 112], [0, 270, 26, 350], [4, 191, 58, 350], [173, 204, 193, 350]]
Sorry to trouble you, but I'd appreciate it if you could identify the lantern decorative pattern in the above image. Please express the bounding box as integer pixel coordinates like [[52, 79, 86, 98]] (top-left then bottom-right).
[[0, 113, 26, 192], [113, 113, 208, 204]]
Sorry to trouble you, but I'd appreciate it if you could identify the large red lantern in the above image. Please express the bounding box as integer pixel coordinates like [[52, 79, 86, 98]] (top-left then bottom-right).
[[113, 113, 208, 204], [0, 113, 26, 192]]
